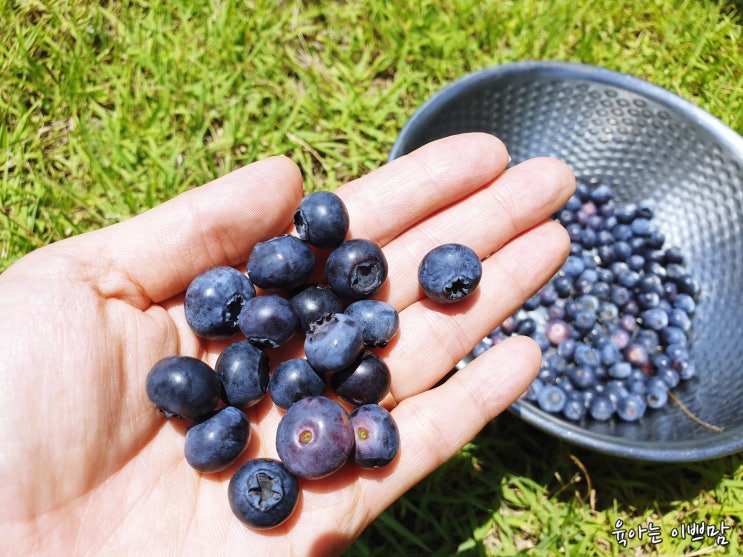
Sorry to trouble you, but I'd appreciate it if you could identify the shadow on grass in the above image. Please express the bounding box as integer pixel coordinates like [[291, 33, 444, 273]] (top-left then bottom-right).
[[348, 411, 742, 556]]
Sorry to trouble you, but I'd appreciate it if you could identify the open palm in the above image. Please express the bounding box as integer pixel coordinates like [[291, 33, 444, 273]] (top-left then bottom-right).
[[0, 133, 574, 556]]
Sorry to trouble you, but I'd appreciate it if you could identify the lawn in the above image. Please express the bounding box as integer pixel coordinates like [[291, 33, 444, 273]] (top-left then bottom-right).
[[2, 0, 742, 555]]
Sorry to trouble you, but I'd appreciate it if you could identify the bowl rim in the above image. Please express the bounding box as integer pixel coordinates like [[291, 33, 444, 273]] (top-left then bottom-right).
[[390, 61, 743, 462]]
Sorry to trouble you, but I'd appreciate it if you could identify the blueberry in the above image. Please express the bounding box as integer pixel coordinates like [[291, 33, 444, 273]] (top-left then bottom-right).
[[344, 299, 400, 348], [417, 243, 482, 304], [293, 191, 350, 249], [185, 406, 250, 473], [146, 356, 221, 420], [275, 396, 354, 479], [184, 266, 256, 339], [562, 393, 587, 421], [326, 238, 388, 300], [639, 307, 669, 331], [567, 365, 597, 389], [350, 404, 400, 468], [646, 384, 669, 409], [589, 394, 614, 421], [269, 358, 327, 411], [228, 458, 299, 530], [290, 284, 345, 332], [304, 313, 364, 374], [331, 349, 391, 406], [537, 385, 567, 413], [238, 294, 299, 349], [247, 234, 316, 292], [215, 341, 270, 409], [616, 393, 647, 422]]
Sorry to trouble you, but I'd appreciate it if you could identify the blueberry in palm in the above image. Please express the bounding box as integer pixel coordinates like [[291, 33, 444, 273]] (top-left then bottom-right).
[[238, 294, 299, 349], [418, 243, 482, 304], [290, 284, 345, 332], [269, 358, 327, 411], [275, 396, 354, 479], [350, 404, 399, 468], [184, 266, 256, 339], [293, 191, 350, 249], [344, 299, 399, 348], [185, 406, 250, 473], [304, 313, 364, 374], [325, 238, 388, 300], [215, 341, 270, 409], [146, 355, 221, 420], [331, 349, 391, 406], [228, 458, 299, 530], [247, 234, 316, 291]]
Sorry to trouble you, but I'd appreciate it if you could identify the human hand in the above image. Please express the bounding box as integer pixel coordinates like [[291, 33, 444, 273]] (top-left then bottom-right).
[[0, 133, 574, 556]]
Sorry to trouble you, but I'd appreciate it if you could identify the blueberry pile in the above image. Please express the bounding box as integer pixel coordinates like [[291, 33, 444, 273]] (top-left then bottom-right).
[[145, 189, 482, 529], [478, 180, 699, 424]]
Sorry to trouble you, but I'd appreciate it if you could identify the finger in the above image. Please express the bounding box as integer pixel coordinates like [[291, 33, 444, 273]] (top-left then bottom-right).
[[357, 334, 542, 520], [385, 218, 570, 400], [379, 156, 575, 309], [335, 133, 511, 246], [59, 155, 303, 306]]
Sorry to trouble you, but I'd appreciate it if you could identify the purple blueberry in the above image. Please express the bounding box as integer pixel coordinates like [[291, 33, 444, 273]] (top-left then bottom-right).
[[145, 356, 221, 420], [247, 234, 316, 292], [293, 191, 350, 249], [350, 404, 399, 468], [184, 266, 256, 339], [228, 458, 299, 529], [238, 294, 299, 349], [326, 238, 389, 300], [185, 406, 250, 473], [275, 396, 354, 479], [215, 341, 270, 409], [418, 243, 482, 304], [304, 313, 364, 374], [269, 358, 327, 410]]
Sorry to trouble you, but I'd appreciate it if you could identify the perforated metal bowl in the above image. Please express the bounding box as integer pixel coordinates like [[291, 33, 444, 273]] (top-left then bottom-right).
[[390, 61, 743, 462]]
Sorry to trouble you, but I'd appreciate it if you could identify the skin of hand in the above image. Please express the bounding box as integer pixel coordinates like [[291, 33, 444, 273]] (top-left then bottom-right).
[[0, 133, 574, 556]]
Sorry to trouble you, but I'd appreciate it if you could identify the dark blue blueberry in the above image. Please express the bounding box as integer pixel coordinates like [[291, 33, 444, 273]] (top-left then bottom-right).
[[238, 294, 299, 349], [268, 358, 327, 411], [598, 342, 622, 366], [537, 385, 568, 413], [589, 394, 614, 421], [185, 406, 250, 473], [228, 458, 299, 530], [676, 275, 701, 298], [538, 283, 559, 306], [566, 223, 583, 242], [215, 341, 270, 409], [677, 359, 697, 380], [522, 293, 541, 311], [344, 299, 400, 348], [616, 393, 647, 422], [327, 238, 388, 300], [350, 404, 400, 468], [275, 396, 354, 479], [523, 377, 544, 401], [304, 313, 364, 374], [590, 183, 614, 204], [146, 356, 221, 420], [646, 229, 666, 249], [630, 217, 652, 236], [617, 269, 640, 288], [532, 331, 551, 352], [664, 246, 685, 264], [574, 342, 601, 368], [557, 338, 577, 359], [331, 350, 391, 406], [247, 234, 316, 292], [610, 285, 632, 307], [658, 367, 681, 389], [500, 314, 520, 335], [546, 354, 568, 374], [597, 301, 619, 323], [184, 266, 256, 339], [293, 191, 350, 249], [637, 199, 655, 218], [612, 223, 634, 242], [553, 275, 574, 298], [516, 317, 537, 336], [637, 291, 661, 309], [417, 243, 482, 304], [638, 273, 664, 295], [290, 284, 345, 332], [627, 254, 645, 271], [572, 309, 597, 332]]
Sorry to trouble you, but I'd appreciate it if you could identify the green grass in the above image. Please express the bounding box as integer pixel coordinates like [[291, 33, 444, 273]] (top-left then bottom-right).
[[2, 0, 742, 554]]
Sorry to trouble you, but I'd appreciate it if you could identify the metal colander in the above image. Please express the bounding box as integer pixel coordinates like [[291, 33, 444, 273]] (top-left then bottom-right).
[[390, 61, 743, 461]]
